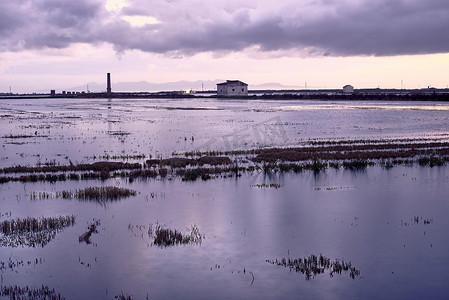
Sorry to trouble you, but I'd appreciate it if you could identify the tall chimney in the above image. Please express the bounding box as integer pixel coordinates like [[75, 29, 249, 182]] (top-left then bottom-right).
[[107, 73, 111, 94]]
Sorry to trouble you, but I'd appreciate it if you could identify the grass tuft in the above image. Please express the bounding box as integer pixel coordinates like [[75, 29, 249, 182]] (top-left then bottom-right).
[[149, 223, 203, 247], [267, 254, 360, 280]]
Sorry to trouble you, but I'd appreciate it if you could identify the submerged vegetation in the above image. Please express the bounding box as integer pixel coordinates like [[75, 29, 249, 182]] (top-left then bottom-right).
[[149, 223, 203, 247], [0, 285, 65, 300], [0, 216, 75, 248], [0, 257, 45, 272], [266, 254, 360, 280]]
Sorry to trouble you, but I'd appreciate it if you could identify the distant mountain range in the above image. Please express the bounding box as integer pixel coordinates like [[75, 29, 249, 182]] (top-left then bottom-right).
[[64, 80, 302, 93]]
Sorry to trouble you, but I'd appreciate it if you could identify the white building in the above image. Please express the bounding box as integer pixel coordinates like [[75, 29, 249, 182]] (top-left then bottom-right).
[[217, 80, 248, 96], [343, 85, 355, 93]]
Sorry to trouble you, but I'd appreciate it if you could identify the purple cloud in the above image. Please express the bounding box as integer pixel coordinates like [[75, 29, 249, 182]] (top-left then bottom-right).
[[1, 0, 449, 57]]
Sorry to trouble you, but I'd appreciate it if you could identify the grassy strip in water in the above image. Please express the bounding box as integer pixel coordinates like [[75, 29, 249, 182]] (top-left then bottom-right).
[[1, 138, 449, 184], [2, 134, 49, 139], [59, 186, 136, 200], [177, 165, 243, 181], [251, 183, 281, 189], [0, 170, 158, 184], [146, 156, 232, 168], [30, 187, 136, 201], [182, 140, 449, 157], [1, 285, 65, 300], [0, 216, 75, 248], [93, 154, 146, 160], [149, 223, 203, 247], [266, 254, 360, 280], [252, 145, 449, 163], [1, 216, 75, 235], [0, 161, 141, 174], [0, 156, 445, 185]]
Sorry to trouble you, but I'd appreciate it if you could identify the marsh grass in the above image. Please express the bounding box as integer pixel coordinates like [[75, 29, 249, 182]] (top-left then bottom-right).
[[94, 154, 146, 160], [0, 285, 65, 300], [146, 156, 232, 168], [115, 292, 133, 300], [1, 139, 448, 185], [182, 170, 199, 181], [59, 186, 136, 201], [418, 156, 445, 167], [0, 216, 75, 248], [342, 159, 374, 170], [149, 223, 203, 247], [251, 183, 281, 189], [2, 134, 48, 139], [0, 161, 141, 174], [30, 191, 55, 200], [0, 257, 45, 272], [266, 254, 360, 280]]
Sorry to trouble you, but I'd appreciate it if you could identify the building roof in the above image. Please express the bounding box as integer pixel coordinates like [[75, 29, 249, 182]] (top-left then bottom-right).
[[217, 80, 248, 86]]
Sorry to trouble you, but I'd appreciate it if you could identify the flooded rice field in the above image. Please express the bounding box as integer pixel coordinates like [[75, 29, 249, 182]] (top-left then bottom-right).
[[1, 98, 449, 299]]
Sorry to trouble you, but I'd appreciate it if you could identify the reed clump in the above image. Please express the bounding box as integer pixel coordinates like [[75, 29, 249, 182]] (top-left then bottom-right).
[[149, 223, 203, 247], [115, 292, 133, 300], [418, 155, 445, 167], [342, 159, 374, 170], [0, 215, 75, 248], [197, 156, 232, 165], [266, 254, 360, 280], [1, 216, 75, 235], [182, 170, 199, 181], [0, 285, 65, 300], [59, 186, 136, 201], [251, 183, 281, 189], [147, 157, 196, 168]]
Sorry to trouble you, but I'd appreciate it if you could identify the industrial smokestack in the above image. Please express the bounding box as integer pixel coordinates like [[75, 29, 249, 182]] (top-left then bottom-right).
[[107, 73, 111, 94]]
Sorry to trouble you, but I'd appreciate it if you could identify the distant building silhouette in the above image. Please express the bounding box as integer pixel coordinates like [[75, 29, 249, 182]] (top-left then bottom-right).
[[217, 80, 248, 96], [343, 85, 354, 94]]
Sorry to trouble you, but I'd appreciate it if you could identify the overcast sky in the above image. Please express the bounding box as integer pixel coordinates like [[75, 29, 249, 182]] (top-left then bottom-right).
[[1, 0, 449, 92]]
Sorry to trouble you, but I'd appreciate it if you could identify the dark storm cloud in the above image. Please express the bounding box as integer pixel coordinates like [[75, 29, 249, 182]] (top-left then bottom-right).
[[1, 0, 449, 57], [0, 0, 103, 51], [100, 0, 449, 56]]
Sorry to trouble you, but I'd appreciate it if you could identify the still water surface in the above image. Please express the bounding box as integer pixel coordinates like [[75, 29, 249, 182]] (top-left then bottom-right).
[[0, 98, 449, 299], [1, 98, 449, 167]]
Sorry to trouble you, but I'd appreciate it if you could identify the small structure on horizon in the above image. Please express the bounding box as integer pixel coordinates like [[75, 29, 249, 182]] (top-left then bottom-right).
[[107, 73, 112, 94], [343, 85, 354, 94], [217, 80, 248, 96]]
